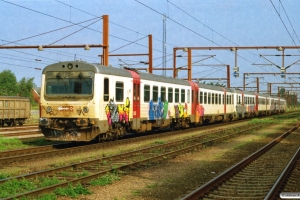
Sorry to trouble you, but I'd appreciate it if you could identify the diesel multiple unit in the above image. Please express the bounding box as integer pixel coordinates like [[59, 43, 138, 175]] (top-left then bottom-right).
[[39, 61, 286, 142]]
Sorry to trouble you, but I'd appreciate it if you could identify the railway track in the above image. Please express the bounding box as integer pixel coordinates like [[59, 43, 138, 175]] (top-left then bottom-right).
[[0, 121, 269, 199], [181, 123, 300, 200], [0, 119, 253, 165], [0, 125, 42, 139], [265, 147, 300, 199]]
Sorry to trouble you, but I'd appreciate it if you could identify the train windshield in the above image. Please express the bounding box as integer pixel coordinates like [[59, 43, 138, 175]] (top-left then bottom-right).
[[45, 72, 93, 99]]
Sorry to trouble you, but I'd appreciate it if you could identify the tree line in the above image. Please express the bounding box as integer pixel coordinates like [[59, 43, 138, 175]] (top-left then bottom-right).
[[0, 70, 37, 106]]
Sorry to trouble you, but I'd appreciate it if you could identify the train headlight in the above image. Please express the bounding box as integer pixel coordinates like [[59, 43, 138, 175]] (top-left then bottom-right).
[[67, 63, 73, 69], [46, 106, 52, 113], [83, 106, 89, 113]]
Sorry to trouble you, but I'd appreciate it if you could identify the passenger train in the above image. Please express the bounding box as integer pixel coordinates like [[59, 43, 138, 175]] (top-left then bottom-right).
[[39, 61, 286, 142]]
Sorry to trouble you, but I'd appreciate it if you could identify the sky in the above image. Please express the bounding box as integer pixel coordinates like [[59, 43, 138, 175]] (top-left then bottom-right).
[[1, 0, 300, 95]]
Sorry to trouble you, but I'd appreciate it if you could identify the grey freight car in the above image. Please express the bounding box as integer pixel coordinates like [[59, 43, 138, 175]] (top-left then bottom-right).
[[0, 96, 30, 126]]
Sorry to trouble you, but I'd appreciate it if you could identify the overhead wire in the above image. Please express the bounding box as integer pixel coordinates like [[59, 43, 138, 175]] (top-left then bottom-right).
[[278, 0, 300, 44], [0, 17, 102, 47], [270, 0, 299, 48], [48, 17, 102, 45]]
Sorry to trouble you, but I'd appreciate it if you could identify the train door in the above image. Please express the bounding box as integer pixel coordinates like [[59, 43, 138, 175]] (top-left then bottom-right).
[[188, 81, 198, 123], [222, 88, 226, 114], [255, 93, 258, 114], [132, 81, 140, 129], [125, 69, 141, 130]]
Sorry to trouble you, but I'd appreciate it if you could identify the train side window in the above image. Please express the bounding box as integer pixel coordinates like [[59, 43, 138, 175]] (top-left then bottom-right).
[[207, 93, 211, 104], [153, 86, 158, 102], [238, 96, 241, 104], [204, 92, 207, 104], [181, 89, 185, 103], [222, 94, 225, 105], [215, 93, 218, 104], [230, 95, 232, 104], [212, 93, 215, 104], [219, 94, 221, 105], [161, 87, 166, 102], [104, 78, 109, 101], [168, 87, 173, 103], [115, 82, 123, 102], [175, 88, 179, 103], [187, 90, 190, 103], [144, 85, 150, 102], [200, 91, 203, 104]]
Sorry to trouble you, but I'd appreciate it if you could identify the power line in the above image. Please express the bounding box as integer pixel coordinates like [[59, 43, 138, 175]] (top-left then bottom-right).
[[270, 0, 299, 48], [278, 0, 300, 45], [49, 17, 102, 45], [0, 61, 41, 70], [1, 17, 102, 47]]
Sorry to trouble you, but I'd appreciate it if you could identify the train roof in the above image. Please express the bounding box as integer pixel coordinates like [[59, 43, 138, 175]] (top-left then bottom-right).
[[43, 61, 191, 86]]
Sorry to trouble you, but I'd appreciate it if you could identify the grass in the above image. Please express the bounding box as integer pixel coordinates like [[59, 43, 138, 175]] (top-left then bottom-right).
[[55, 183, 92, 198], [90, 173, 121, 186], [0, 177, 63, 199], [0, 137, 27, 151]]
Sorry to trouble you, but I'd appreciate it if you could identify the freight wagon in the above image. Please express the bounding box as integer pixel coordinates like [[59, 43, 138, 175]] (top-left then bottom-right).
[[0, 96, 31, 126]]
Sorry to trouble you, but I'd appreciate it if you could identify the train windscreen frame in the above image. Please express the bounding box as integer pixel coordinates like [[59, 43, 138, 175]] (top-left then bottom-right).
[[44, 71, 94, 100]]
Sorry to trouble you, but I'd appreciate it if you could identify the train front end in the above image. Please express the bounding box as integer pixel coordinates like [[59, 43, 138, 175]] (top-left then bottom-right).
[[39, 61, 99, 141]]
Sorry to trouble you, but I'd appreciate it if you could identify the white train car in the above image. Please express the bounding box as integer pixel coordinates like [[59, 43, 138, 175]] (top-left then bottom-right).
[[39, 61, 287, 142]]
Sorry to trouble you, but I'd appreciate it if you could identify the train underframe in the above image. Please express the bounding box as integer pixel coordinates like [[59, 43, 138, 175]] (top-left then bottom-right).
[[0, 119, 26, 127], [39, 109, 285, 142]]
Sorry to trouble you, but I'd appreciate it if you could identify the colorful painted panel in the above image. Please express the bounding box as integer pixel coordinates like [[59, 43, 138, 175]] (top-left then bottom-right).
[[149, 97, 169, 120], [105, 97, 130, 125]]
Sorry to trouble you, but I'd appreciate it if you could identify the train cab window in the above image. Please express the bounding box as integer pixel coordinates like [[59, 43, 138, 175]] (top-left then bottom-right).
[[175, 88, 179, 103], [144, 85, 150, 102], [168, 88, 173, 103], [212, 93, 215, 104], [200, 91, 203, 104], [115, 82, 124, 102], [161, 87, 166, 102], [204, 92, 207, 104], [238, 96, 241, 104], [153, 86, 158, 102], [219, 94, 221, 105], [187, 90, 190, 103], [181, 89, 185, 103], [103, 78, 109, 101]]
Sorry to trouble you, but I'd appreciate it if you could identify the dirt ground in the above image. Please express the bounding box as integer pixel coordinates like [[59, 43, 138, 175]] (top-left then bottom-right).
[[57, 121, 300, 200]]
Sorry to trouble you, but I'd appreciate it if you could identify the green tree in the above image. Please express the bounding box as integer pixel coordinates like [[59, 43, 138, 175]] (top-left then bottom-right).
[[18, 77, 36, 105], [0, 70, 18, 95]]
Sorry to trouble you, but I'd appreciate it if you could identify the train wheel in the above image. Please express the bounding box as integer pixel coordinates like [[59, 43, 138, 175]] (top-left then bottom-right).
[[6, 122, 12, 126]]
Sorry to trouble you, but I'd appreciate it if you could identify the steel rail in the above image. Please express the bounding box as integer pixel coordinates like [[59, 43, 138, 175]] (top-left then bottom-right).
[[180, 123, 300, 200], [1, 123, 265, 199], [0, 119, 249, 165], [265, 147, 300, 200]]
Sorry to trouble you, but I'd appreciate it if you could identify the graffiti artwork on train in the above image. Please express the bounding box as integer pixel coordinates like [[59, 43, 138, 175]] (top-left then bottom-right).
[[149, 97, 169, 120], [105, 97, 130, 125]]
